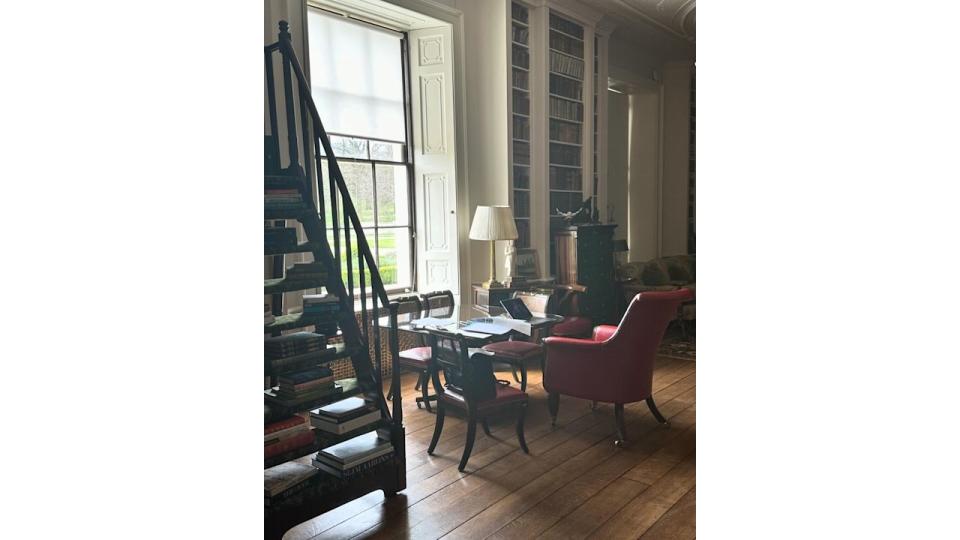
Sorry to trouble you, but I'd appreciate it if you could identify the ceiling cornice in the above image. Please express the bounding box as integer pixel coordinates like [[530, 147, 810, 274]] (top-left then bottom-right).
[[610, 0, 695, 42]]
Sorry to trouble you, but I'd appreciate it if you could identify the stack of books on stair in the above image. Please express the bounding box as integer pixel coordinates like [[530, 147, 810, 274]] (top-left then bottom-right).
[[265, 332, 332, 371], [265, 414, 316, 459], [265, 187, 303, 205], [285, 262, 326, 282], [312, 431, 394, 478], [265, 461, 318, 508], [264, 303, 275, 325], [265, 367, 343, 407], [310, 396, 380, 435], [302, 293, 339, 318], [264, 225, 298, 251]]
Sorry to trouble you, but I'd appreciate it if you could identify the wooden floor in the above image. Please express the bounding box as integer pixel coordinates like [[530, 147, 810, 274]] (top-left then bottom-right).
[[285, 355, 696, 540]]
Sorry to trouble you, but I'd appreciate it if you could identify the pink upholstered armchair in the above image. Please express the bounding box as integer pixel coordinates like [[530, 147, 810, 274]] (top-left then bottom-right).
[[543, 289, 694, 445]]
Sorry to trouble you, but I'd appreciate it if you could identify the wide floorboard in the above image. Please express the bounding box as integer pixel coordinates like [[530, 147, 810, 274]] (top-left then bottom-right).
[[284, 355, 696, 540]]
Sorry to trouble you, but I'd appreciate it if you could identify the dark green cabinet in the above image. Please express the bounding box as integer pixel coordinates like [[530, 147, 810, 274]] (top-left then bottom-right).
[[554, 224, 617, 324]]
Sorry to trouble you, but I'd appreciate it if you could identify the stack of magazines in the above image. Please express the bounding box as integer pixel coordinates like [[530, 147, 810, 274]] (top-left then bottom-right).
[[313, 431, 393, 478]]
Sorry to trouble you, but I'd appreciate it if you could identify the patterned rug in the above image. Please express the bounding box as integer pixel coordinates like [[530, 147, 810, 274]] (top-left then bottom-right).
[[658, 337, 696, 361]]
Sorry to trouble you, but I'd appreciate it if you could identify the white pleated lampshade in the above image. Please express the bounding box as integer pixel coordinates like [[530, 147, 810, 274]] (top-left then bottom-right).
[[469, 205, 519, 241]]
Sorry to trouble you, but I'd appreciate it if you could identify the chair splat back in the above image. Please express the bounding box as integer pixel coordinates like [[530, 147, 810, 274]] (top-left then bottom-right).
[[430, 329, 498, 403], [421, 290, 455, 319]]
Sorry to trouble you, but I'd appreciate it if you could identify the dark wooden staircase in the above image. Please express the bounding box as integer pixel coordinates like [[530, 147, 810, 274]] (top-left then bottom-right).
[[264, 21, 405, 540]]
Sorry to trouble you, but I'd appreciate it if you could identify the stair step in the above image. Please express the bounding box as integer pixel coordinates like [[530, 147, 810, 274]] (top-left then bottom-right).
[[264, 275, 328, 295], [264, 241, 324, 256], [265, 201, 316, 220], [265, 312, 346, 333], [263, 377, 364, 421]]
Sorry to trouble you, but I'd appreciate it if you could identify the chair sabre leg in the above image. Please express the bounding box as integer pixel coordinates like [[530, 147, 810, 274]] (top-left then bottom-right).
[[516, 402, 529, 454], [614, 403, 626, 446], [428, 401, 445, 454], [520, 363, 527, 392], [548, 392, 560, 426], [646, 396, 669, 426], [421, 370, 433, 413], [460, 415, 477, 472], [481, 417, 492, 436]]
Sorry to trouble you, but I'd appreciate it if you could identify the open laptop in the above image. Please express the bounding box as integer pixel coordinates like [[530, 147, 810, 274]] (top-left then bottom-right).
[[500, 298, 535, 321]]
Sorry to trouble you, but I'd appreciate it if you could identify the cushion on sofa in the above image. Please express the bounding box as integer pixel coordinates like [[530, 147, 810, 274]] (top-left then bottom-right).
[[662, 257, 693, 283], [641, 260, 672, 285]]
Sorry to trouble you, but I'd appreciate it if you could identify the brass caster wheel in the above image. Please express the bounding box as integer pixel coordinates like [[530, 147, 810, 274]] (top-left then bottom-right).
[[416, 402, 423, 409], [614, 439, 624, 447]]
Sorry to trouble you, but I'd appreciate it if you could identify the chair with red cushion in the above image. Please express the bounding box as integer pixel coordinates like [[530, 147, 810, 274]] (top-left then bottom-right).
[[427, 329, 529, 471], [481, 292, 545, 391], [385, 295, 437, 412], [543, 289, 694, 445]]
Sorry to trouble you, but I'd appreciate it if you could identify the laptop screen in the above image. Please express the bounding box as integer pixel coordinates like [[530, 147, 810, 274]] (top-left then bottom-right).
[[500, 298, 534, 320]]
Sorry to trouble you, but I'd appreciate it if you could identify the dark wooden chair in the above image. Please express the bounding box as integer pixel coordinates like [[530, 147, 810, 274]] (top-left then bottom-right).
[[385, 295, 438, 412], [421, 289, 456, 319], [480, 292, 545, 391], [427, 329, 529, 471]]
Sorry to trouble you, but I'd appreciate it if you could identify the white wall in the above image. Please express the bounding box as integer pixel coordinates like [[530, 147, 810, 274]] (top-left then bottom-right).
[[607, 90, 629, 242], [627, 88, 662, 262], [660, 61, 692, 256]]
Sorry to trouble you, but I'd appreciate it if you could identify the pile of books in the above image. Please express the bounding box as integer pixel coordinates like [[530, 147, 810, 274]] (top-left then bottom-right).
[[285, 262, 327, 282], [310, 396, 380, 435], [264, 332, 334, 374], [265, 414, 315, 459], [549, 50, 584, 79], [265, 225, 298, 252], [302, 293, 339, 318], [265, 461, 318, 507], [265, 367, 343, 407], [313, 431, 394, 478], [264, 303, 275, 325], [265, 187, 303, 205], [549, 96, 583, 122]]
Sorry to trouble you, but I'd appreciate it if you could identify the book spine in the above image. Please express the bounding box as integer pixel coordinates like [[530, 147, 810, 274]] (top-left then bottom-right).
[[264, 430, 316, 459], [313, 452, 394, 477], [264, 415, 307, 435]]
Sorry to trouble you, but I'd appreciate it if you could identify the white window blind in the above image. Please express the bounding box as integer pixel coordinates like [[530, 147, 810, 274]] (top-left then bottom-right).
[[307, 10, 405, 142]]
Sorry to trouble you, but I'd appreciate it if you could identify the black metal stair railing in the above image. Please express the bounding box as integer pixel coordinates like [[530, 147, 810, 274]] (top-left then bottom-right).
[[265, 21, 403, 428]]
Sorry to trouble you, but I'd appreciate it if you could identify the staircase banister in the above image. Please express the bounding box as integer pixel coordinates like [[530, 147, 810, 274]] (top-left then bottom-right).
[[273, 33, 390, 307]]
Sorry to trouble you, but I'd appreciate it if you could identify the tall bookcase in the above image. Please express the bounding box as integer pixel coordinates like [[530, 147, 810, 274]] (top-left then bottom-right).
[[507, 0, 609, 277]]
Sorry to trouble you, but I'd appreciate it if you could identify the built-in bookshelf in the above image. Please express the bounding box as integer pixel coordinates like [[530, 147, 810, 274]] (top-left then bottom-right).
[[511, 1, 531, 248], [548, 12, 585, 273], [688, 67, 696, 254]]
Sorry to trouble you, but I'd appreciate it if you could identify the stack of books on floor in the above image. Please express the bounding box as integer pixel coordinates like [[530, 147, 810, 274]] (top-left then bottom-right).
[[265, 461, 318, 508], [265, 366, 343, 407], [312, 431, 394, 478], [264, 332, 333, 373], [264, 225, 298, 252], [310, 396, 380, 435], [285, 262, 326, 282], [265, 414, 315, 459]]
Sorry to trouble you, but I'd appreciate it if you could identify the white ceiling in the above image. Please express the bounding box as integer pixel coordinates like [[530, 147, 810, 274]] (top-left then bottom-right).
[[581, 0, 695, 42]]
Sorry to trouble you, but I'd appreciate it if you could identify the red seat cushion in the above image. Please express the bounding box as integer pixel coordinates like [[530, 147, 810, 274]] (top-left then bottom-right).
[[398, 346, 432, 368], [442, 383, 528, 411], [551, 316, 594, 338], [482, 340, 543, 360]]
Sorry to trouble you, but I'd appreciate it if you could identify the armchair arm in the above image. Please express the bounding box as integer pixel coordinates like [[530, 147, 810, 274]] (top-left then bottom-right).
[[592, 325, 618, 342]]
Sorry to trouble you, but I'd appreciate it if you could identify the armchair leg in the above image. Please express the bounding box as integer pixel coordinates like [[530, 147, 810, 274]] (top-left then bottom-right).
[[646, 396, 669, 426], [428, 401, 445, 454], [614, 403, 626, 446], [516, 402, 529, 454], [548, 392, 560, 426], [460, 414, 478, 472], [481, 417, 492, 436]]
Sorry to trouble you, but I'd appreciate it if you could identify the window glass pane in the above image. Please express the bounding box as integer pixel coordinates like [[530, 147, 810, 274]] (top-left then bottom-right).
[[329, 135, 368, 159], [369, 141, 404, 162], [307, 9, 405, 141], [375, 165, 410, 227], [338, 162, 375, 226], [376, 228, 412, 289], [326, 228, 363, 287]]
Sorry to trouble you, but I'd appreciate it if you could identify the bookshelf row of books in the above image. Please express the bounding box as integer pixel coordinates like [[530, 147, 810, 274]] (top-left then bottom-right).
[[512, 2, 528, 24], [513, 114, 530, 141], [512, 44, 529, 70], [513, 165, 530, 190], [549, 13, 583, 40], [550, 120, 581, 144], [264, 330, 336, 374], [550, 73, 582, 101], [511, 23, 529, 45], [513, 89, 530, 115], [550, 165, 582, 191], [513, 140, 530, 166], [549, 51, 583, 79], [549, 31, 583, 57], [549, 144, 581, 167], [512, 68, 529, 91], [549, 96, 583, 122]]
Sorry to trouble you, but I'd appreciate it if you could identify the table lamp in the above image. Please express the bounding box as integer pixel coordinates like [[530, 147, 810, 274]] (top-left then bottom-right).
[[469, 205, 518, 289]]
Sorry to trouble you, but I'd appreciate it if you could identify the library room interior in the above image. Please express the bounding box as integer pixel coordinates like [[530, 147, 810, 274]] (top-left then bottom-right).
[[264, 0, 696, 537]]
